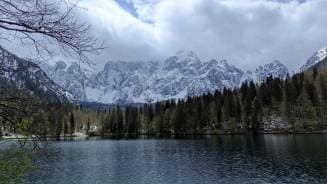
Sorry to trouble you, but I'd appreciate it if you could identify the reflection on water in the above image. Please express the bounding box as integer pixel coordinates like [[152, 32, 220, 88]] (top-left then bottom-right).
[[26, 135, 327, 184]]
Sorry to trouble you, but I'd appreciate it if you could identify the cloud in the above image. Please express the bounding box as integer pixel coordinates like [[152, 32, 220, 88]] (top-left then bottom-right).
[[2, 0, 327, 71], [82, 0, 327, 71]]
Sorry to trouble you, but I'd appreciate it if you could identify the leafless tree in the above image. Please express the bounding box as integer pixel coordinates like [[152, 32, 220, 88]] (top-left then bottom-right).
[[0, 0, 103, 63]]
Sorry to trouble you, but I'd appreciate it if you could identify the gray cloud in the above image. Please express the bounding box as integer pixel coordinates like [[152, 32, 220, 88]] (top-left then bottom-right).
[[2, 0, 327, 71]]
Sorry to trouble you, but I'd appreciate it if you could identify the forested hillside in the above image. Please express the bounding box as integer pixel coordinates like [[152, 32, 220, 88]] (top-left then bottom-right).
[[0, 79, 73, 138], [82, 67, 327, 136]]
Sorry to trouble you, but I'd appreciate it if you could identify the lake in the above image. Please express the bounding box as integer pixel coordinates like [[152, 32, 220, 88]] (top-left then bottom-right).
[[26, 135, 327, 184]]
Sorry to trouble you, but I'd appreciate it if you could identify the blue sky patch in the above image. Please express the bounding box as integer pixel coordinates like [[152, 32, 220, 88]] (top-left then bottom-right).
[[114, 0, 138, 17]]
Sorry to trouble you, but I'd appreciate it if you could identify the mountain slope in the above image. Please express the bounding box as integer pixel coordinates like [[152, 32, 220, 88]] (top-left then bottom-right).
[[0, 46, 74, 103]]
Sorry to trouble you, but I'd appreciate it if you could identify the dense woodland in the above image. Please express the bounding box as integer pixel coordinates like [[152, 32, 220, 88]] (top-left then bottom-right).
[[90, 67, 327, 136], [3, 67, 326, 138]]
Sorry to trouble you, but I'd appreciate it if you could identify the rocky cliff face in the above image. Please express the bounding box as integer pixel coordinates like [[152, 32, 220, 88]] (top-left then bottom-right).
[[42, 61, 87, 101], [42, 50, 290, 104]]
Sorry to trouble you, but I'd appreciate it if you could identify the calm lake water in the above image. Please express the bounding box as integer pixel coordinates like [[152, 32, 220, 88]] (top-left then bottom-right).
[[26, 135, 327, 184]]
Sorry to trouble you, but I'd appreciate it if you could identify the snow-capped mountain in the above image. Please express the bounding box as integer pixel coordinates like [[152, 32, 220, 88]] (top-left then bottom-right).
[[42, 50, 290, 104], [42, 61, 87, 101], [241, 60, 289, 83], [0, 46, 74, 103], [87, 61, 159, 104], [3, 43, 325, 105], [301, 47, 327, 71]]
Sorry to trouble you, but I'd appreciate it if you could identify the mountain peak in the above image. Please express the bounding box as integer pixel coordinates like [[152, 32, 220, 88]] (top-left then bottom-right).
[[300, 46, 327, 71], [175, 50, 200, 63], [241, 60, 288, 84], [218, 59, 229, 66], [270, 60, 283, 66], [316, 46, 327, 60]]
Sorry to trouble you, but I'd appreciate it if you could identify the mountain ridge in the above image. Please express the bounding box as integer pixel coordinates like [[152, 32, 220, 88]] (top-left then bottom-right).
[[42, 51, 289, 104], [4, 45, 326, 105]]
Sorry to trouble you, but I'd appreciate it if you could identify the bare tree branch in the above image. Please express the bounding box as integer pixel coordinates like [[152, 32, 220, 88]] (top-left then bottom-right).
[[0, 0, 104, 64]]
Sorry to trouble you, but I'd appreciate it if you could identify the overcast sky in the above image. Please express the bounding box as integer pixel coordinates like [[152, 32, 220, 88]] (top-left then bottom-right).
[[3, 0, 327, 71]]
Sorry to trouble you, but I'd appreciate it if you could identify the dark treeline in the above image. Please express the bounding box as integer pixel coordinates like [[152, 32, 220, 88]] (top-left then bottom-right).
[[92, 67, 327, 136]]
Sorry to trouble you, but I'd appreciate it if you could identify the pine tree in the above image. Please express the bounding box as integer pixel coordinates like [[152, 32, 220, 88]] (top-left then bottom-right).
[[216, 100, 222, 128], [209, 102, 217, 125], [101, 110, 105, 136], [285, 77, 297, 104], [283, 78, 295, 122], [163, 109, 171, 132], [116, 107, 124, 134], [243, 96, 252, 129], [271, 78, 283, 102], [313, 67, 318, 80], [55, 118, 62, 138], [248, 81, 256, 101], [259, 84, 271, 106], [319, 74, 327, 122], [70, 113, 75, 135], [252, 97, 262, 132], [174, 103, 185, 133], [235, 96, 241, 122], [139, 106, 151, 133], [240, 82, 248, 101], [304, 79, 318, 105], [64, 121, 68, 137], [292, 73, 304, 98], [319, 74, 327, 101], [296, 88, 315, 129], [86, 118, 91, 134], [222, 92, 230, 121]]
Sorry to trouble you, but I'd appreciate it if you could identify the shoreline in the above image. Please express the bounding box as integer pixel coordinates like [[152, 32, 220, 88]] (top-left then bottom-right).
[[0, 132, 88, 140], [2, 131, 327, 141]]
